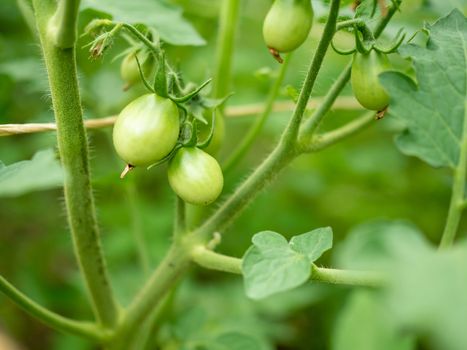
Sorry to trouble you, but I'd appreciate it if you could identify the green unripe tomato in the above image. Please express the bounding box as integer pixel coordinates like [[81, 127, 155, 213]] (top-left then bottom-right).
[[120, 52, 153, 90], [113, 94, 180, 166], [351, 50, 391, 111], [263, 0, 314, 53], [167, 147, 224, 206]]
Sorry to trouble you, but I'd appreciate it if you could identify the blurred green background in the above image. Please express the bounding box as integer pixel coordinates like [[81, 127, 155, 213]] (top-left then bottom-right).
[[0, 0, 466, 349]]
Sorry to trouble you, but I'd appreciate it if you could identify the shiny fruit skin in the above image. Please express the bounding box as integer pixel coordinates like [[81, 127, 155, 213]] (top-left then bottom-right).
[[113, 94, 180, 166], [167, 147, 224, 206], [351, 50, 391, 111], [263, 0, 314, 53]]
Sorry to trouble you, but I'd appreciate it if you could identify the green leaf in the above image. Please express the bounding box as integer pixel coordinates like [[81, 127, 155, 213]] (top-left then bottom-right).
[[289, 226, 333, 262], [80, 0, 206, 46], [333, 290, 415, 350], [380, 10, 467, 168], [242, 231, 311, 300], [0, 149, 64, 197], [242, 229, 334, 300]]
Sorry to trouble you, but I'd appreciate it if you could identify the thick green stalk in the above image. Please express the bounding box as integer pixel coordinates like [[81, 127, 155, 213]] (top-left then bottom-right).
[[190, 248, 384, 287], [32, 0, 118, 327], [439, 100, 467, 248], [0, 276, 109, 340], [212, 0, 241, 100], [222, 54, 292, 172]]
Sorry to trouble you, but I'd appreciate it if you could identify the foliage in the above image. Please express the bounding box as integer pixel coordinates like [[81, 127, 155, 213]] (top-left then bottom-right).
[[0, 0, 467, 349]]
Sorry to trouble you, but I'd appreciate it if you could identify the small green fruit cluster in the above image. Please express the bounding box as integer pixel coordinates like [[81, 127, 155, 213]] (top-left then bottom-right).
[[112, 94, 224, 206]]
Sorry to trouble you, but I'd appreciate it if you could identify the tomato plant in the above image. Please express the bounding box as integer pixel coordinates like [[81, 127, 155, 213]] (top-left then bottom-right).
[[1, 1, 466, 350]]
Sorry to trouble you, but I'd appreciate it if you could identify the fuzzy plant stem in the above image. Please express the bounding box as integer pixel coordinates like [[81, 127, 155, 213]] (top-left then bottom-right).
[[32, 0, 119, 328]]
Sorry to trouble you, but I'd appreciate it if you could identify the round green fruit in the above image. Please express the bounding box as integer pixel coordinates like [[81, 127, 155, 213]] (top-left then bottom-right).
[[167, 147, 224, 206], [351, 50, 391, 111], [263, 0, 314, 53], [113, 94, 180, 166]]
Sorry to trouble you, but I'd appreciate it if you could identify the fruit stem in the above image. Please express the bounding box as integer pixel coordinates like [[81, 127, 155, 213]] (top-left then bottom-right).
[[120, 164, 134, 178], [268, 47, 284, 64]]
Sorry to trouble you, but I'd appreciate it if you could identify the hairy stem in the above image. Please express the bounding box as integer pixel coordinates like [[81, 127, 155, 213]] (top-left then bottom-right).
[[0, 275, 110, 341], [222, 54, 292, 172], [32, 0, 118, 327]]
